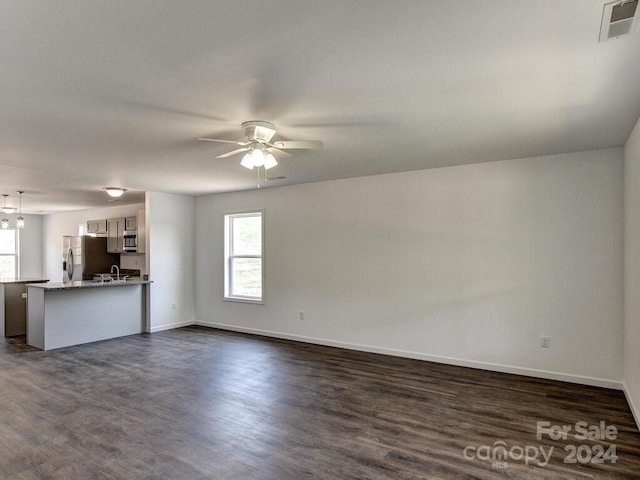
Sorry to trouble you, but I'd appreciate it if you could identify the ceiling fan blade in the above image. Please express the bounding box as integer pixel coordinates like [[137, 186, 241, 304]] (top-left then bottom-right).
[[111, 98, 231, 123], [272, 140, 323, 150], [266, 147, 293, 158], [197, 137, 249, 145], [216, 147, 250, 159], [286, 114, 391, 128]]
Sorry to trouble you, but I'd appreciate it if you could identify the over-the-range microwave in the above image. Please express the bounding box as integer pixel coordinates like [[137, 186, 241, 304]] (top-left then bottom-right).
[[123, 231, 137, 252]]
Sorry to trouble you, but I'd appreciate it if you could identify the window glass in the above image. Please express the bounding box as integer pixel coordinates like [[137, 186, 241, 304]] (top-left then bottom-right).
[[0, 257, 15, 277], [232, 216, 262, 256], [224, 212, 264, 302], [230, 258, 262, 298], [0, 230, 16, 254], [0, 230, 17, 277]]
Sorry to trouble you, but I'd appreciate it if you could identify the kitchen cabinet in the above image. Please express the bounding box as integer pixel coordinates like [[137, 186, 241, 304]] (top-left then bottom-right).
[[97, 210, 145, 254], [27, 280, 150, 350], [1, 279, 49, 337], [107, 217, 126, 253], [125, 216, 137, 230], [87, 219, 107, 235]]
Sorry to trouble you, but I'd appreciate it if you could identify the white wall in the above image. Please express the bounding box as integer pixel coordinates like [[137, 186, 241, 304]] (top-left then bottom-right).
[[146, 192, 194, 332], [15, 214, 43, 278], [195, 148, 624, 388], [120, 254, 145, 273], [624, 116, 640, 424], [42, 203, 144, 282]]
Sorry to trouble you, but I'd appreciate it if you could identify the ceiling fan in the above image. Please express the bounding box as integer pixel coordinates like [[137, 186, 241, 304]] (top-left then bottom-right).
[[197, 120, 323, 170]]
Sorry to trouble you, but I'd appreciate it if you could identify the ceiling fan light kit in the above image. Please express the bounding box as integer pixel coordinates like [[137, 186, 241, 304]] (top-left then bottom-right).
[[263, 153, 278, 170], [239, 148, 279, 170], [198, 120, 323, 171], [240, 153, 254, 170], [251, 148, 265, 167]]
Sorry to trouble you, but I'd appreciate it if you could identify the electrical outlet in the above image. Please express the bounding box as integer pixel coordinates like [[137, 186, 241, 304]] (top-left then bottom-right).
[[540, 336, 550, 348], [299, 311, 304, 321]]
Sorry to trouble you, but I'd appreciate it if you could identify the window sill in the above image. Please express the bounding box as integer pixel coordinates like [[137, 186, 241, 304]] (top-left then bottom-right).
[[223, 296, 265, 305]]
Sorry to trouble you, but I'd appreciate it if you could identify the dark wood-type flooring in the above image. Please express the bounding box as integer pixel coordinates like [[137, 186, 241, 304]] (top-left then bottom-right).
[[1, 326, 640, 479]]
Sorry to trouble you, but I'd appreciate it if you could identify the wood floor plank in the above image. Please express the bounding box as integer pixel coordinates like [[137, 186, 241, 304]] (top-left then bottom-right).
[[1, 327, 640, 479]]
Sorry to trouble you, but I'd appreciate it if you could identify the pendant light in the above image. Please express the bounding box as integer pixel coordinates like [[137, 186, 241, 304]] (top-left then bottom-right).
[[16, 191, 24, 229], [1, 195, 11, 228], [1, 194, 16, 214]]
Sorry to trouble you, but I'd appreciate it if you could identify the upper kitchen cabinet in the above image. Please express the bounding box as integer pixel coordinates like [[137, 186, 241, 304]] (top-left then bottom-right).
[[106, 210, 145, 254], [87, 219, 107, 235], [125, 216, 137, 231], [107, 217, 126, 253]]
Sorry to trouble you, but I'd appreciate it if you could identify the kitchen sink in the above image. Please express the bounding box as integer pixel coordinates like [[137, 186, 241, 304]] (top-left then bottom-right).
[[92, 277, 136, 284]]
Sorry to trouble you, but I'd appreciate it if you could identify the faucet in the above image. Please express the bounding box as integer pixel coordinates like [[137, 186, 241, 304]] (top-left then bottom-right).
[[110, 265, 120, 281]]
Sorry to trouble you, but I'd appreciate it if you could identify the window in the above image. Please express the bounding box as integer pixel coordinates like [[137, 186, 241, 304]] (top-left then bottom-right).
[[0, 229, 18, 278], [224, 211, 264, 303]]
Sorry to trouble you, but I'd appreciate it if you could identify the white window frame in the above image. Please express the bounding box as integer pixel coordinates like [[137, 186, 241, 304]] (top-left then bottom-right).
[[224, 210, 265, 304], [0, 228, 19, 278]]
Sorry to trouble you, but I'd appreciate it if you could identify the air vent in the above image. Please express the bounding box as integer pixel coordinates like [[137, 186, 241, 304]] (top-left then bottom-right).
[[600, 0, 639, 42]]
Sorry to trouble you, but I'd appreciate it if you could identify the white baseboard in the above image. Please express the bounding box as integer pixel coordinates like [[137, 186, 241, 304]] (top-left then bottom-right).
[[193, 320, 623, 390], [623, 383, 640, 430], [150, 319, 195, 333]]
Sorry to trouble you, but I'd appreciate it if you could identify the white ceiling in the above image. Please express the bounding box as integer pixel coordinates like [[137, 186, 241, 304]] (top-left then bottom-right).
[[1, 0, 639, 213]]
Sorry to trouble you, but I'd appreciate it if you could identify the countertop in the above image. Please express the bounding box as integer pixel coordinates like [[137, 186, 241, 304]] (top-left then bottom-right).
[[27, 280, 152, 291], [0, 278, 49, 284]]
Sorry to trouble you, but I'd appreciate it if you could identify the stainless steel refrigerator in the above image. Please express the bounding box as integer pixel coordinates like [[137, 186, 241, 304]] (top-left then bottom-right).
[[62, 236, 119, 282]]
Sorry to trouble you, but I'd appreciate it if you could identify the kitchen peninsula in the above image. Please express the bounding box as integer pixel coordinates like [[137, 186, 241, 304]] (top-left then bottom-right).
[[27, 279, 151, 351]]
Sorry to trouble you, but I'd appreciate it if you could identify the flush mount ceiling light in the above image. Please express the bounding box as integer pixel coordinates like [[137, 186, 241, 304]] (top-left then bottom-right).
[[1, 194, 16, 214], [103, 187, 127, 198]]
